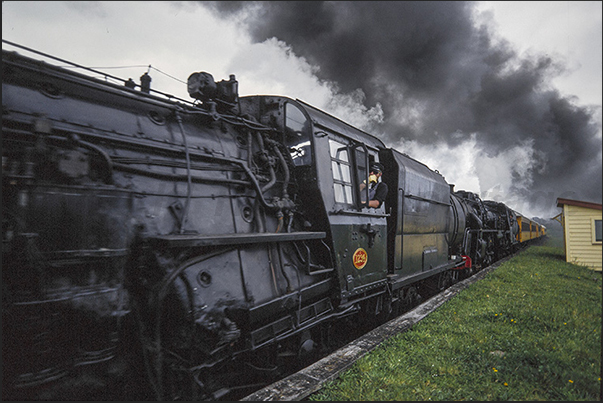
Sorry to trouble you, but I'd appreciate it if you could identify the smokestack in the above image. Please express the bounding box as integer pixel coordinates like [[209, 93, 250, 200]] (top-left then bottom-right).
[[140, 72, 151, 94]]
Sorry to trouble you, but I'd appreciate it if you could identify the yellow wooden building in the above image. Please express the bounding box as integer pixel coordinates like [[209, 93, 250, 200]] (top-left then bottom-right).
[[554, 198, 602, 271]]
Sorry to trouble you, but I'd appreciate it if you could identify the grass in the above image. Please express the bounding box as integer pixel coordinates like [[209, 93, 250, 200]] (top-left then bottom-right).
[[309, 242, 602, 401]]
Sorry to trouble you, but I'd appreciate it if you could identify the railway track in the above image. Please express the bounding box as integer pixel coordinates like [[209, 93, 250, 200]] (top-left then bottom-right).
[[240, 257, 509, 401]]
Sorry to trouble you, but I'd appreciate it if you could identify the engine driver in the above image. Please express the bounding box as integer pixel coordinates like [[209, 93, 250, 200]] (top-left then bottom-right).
[[360, 162, 388, 208]]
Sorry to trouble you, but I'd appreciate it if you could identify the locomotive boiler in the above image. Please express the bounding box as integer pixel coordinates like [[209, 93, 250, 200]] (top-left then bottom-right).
[[1, 43, 544, 400]]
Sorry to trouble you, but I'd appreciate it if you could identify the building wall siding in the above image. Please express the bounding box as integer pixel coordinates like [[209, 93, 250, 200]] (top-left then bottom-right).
[[563, 205, 602, 271]]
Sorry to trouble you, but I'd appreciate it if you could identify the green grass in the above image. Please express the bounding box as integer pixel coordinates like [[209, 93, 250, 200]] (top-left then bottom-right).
[[309, 243, 602, 401]]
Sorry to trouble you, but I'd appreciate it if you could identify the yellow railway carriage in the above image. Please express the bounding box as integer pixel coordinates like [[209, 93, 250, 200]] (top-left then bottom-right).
[[516, 214, 545, 244]]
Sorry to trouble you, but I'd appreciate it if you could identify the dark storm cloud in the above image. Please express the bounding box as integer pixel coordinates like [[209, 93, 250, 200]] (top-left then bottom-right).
[[200, 1, 602, 211]]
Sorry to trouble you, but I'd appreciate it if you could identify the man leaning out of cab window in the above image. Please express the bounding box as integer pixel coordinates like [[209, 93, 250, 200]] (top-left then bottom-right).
[[360, 163, 388, 208]]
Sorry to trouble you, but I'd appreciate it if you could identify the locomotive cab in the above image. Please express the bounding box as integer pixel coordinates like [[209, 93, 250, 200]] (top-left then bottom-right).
[[239, 96, 389, 306]]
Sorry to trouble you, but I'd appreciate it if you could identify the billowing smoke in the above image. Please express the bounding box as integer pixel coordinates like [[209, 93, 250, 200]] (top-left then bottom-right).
[[200, 1, 602, 218]]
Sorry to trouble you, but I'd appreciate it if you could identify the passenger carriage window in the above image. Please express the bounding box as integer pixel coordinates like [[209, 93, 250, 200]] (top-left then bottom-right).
[[329, 138, 353, 205], [285, 103, 312, 166]]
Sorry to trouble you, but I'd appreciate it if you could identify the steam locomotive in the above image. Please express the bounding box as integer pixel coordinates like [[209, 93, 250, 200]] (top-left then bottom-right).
[[2, 43, 545, 400]]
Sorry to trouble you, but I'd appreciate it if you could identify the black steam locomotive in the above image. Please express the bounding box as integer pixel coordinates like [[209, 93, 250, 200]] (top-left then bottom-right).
[[2, 43, 545, 400]]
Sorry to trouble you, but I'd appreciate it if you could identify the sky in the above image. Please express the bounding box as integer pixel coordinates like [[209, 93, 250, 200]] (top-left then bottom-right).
[[2, 1, 602, 220]]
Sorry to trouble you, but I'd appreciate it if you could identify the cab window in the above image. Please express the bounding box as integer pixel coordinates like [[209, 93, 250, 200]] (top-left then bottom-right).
[[329, 138, 353, 205], [355, 146, 368, 206], [285, 103, 312, 166]]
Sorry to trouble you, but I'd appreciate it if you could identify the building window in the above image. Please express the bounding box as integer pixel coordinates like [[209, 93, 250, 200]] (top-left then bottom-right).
[[593, 219, 602, 244]]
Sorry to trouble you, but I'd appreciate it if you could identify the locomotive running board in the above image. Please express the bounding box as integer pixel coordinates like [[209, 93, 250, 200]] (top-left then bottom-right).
[[147, 231, 326, 247]]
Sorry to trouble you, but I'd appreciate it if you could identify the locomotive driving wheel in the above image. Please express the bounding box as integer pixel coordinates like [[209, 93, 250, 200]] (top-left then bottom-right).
[[402, 286, 421, 309], [437, 270, 454, 291]]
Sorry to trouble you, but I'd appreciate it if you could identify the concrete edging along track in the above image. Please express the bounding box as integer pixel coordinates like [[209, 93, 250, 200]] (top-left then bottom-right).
[[241, 259, 507, 401]]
